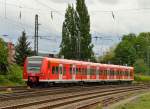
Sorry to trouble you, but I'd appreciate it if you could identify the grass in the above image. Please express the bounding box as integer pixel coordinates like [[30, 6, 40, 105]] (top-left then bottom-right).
[[134, 74, 150, 83], [115, 93, 150, 109], [0, 64, 25, 86]]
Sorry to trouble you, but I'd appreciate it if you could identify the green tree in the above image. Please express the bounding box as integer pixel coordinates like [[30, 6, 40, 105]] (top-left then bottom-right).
[[134, 59, 149, 75], [0, 38, 8, 73], [76, 0, 94, 61], [134, 32, 150, 66], [114, 40, 136, 66], [122, 33, 136, 42], [15, 31, 32, 66], [59, 4, 79, 59], [99, 47, 115, 64], [60, 1, 94, 61]]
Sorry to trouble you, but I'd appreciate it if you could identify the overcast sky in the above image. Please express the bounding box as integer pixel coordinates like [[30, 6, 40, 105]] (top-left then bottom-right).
[[0, 0, 150, 56]]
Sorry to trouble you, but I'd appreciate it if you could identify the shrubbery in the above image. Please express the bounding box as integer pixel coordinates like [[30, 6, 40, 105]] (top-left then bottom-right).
[[0, 64, 24, 86], [135, 74, 150, 82]]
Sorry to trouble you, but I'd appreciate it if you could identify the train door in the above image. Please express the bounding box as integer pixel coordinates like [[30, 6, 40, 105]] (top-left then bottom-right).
[[96, 66, 99, 80], [63, 64, 67, 80], [72, 65, 76, 81], [114, 69, 117, 80], [107, 68, 110, 80], [87, 65, 90, 80], [59, 64, 63, 80], [128, 69, 130, 79], [51, 64, 59, 80]]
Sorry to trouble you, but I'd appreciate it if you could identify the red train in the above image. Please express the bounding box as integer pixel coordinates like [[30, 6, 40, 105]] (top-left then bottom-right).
[[23, 56, 134, 87]]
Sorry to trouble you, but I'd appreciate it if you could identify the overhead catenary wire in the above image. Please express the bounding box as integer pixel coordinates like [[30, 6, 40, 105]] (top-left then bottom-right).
[[34, 0, 64, 16], [0, 1, 64, 15]]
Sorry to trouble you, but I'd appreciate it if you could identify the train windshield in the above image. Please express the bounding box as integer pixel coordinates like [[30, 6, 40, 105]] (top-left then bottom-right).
[[27, 57, 43, 73]]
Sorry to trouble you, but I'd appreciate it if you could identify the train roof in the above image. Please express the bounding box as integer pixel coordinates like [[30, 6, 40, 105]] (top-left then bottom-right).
[[28, 56, 133, 69]]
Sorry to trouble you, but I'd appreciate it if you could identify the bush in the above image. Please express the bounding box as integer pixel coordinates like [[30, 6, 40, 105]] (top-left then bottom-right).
[[7, 64, 24, 84], [0, 64, 24, 86], [135, 74, 150, 82], [0, 75, 13, 86], [134, 59, 149, 75]]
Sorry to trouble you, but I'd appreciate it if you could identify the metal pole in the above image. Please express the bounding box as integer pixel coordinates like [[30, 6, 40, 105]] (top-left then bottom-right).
[[34, 14, 38, 55], [34, 15, 37, 55], [37, 15, 39, 55]]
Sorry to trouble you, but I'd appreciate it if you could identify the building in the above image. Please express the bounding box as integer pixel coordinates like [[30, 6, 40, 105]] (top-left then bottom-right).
[[7, 42, 15, 63]]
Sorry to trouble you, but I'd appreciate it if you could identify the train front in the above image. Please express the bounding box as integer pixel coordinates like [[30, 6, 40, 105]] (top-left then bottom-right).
[[23, 56, 44, 87]]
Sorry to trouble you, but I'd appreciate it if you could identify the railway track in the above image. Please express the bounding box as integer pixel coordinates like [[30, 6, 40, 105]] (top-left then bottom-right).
[[0, 84, 149, 109], [0, 84, 128, 101], [0, 86, 27, 92]]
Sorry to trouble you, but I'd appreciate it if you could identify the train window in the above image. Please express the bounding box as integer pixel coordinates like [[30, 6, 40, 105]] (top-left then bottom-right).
[[99, 69, 101, 75], [85, 68, 87, 75], [76, 68, 78, 74], [63, 67, 66, 75], [73, 67, 76, 74], [59, 66, 63, 74], [104, 70, 107, 76], [94, 68, 96, 75], [107, 69, 110, 76], [81, 68, 83, 75], [96, 68, 99, 75], [55, 66, 59, 74], [90, 68, 94, 75], [117, 71, 120, 76], [90, 68, 92, 75], [70, 67, 72, 74], [103, 70, 105, 76], [82, 68, 86, 75], [92, 68, 96, 75], [78, 68, 80, 74], [110, 70, 112, 76], [125, 71, 127, 76], [52, 66, 55, 74], [70, 65, 73, 74], [52, 66, 59, 74], [112, 71, 114, 76], [87, 67, 90, 75]]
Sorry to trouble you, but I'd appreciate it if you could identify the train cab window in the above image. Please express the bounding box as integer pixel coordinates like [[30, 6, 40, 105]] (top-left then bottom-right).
[[52, 67, 55, 74], [52, 66, 59, 74]]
